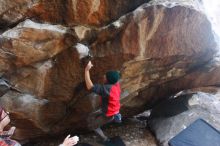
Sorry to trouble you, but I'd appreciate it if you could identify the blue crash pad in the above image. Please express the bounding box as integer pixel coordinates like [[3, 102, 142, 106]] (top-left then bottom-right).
[[169, 118, 220, 146]]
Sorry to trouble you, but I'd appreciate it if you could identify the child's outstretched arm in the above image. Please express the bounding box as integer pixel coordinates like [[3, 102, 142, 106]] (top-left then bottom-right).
[[85, 61, 94, 90]]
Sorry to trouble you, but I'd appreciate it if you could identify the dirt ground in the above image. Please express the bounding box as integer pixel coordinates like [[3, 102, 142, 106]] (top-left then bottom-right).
[[25, 117, 158, 146]]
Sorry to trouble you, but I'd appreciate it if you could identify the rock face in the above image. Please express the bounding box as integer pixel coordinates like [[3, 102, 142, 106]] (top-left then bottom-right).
[[148, 90, 220, 146], [0, 0, 150, 28], [121, 55, 220, 116], [0, 0, 219, 141], [0, 20, 76, 74]]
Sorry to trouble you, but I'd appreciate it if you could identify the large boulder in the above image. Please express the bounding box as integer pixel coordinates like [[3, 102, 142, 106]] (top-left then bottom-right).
[[0, 0, 149, 28], [0, 0, 219, 141], [0, 0, 37, 29], [0, 19, 76, 74], [148, 90, 220, 146], [121, 54, 220, 116]]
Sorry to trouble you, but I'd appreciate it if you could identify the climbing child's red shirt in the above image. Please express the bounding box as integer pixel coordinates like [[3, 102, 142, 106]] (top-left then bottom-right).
[[92, 82, 121, 117]]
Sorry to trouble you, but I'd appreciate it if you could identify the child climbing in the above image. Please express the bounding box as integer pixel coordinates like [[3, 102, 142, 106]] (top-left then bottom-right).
[[84, 61, 122, 142]]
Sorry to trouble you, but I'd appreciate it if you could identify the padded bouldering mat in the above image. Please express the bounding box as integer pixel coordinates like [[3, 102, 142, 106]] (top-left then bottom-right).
[[169, 118, 220, 146]]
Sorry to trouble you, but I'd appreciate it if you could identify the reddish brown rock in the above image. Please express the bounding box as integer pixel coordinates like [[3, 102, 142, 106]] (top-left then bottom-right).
[[0, 0, 219, 142], [62, 0, 150, 26], [0, 90, 67, 140], [121, 55, 220, 116], [0, 20, 76, 73], [90, 2, 217, 100], [0, 0, 36, 28], [0, 0, 149, 28]]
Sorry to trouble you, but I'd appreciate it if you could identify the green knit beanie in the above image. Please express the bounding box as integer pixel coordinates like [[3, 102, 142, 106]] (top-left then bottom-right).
[[106, 71, 120, 84]]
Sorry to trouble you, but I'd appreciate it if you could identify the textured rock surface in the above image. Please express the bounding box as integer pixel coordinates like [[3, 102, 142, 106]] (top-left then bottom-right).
[[0, 0, 219, 141], [121, 54, 220, 116], [0, 0, 150, 28], [0, 20, 76, 74]]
